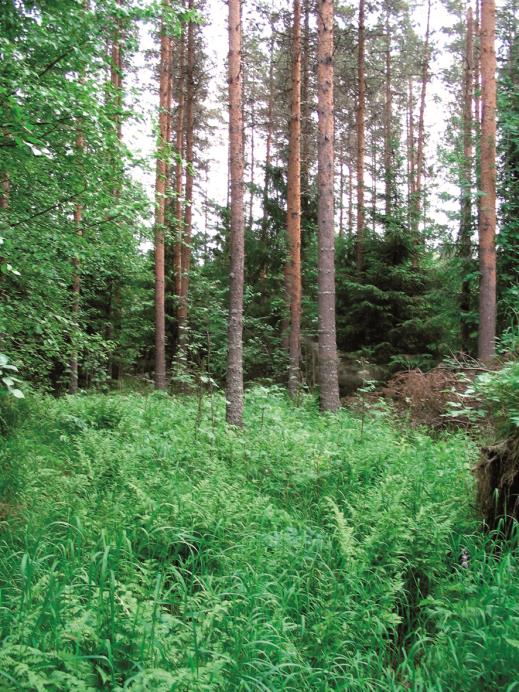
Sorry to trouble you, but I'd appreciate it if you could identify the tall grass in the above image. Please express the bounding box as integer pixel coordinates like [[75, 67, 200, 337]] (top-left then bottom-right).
[[0, 389, 516, 690]]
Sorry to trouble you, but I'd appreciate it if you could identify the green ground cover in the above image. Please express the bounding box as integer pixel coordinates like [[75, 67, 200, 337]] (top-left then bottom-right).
[[0, 390, 517, 690]]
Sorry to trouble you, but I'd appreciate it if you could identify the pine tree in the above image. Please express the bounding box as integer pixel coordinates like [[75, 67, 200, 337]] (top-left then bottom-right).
[[317, 0, 340, 413]]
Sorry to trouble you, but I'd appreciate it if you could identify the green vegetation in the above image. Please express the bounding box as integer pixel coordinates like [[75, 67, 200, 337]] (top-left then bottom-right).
[[1, 390, 517, 690]]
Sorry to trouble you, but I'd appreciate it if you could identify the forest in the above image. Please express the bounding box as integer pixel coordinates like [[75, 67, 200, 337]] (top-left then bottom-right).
[[0, 0, 518, 688]]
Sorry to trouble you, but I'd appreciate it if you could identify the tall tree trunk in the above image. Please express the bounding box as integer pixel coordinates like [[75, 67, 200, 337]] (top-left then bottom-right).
[[478, 0, 497, 360], [226, 0, 245, 426], [407, 77, 415, 227], [339, 137, 344, 238], [248, 91, 255, 228], [261, 32, 275, 239], [412, 0, 431, 256], [460, 7, 474, 353], [371, 136, 376, 233], [108, 0, 123, 381], [356, 0, 366, 273], [301, 0, 311, 215], [178, 4, 194, 354], [384, 9, 392, 223], [154, 0, 172, 390], [317, 0, 340, 413], [69, 123, 84, 395], [174, 30, 186, 304], [348, 159, 353, 236], [287, 0, 302, 397]]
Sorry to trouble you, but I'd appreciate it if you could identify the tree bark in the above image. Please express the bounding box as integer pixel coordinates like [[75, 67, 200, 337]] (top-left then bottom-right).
[[384, 8, 392, 222], [317, 0, 341, 413], [287, 0, 302, 397], [154, 0, 172, 390], [178, 3, 194, 354], [339, 136, 344, 238], [356, 0, 366, 273], [301, 0, 311, 214], [226, 0, 245, 426], [412, 0, 431, 256], [174, 29, 186, 304], [460, 7, 474, 353], [478, 0, 497, 360], [261, 32, 275, 240], [407, 77, 415, 226]]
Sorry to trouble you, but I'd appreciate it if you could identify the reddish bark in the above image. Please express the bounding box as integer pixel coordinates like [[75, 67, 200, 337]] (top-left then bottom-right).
[[478, 0, 497, 360], [154, 0, 172, 390], [460, 7, 474, 352], [356, 0, 366, 273], [174, 30, 186, 303], [317, 0, 341, 413]]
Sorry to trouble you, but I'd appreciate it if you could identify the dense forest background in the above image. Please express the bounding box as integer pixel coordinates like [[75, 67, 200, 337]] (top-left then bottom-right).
[[1, 0, 517, 402]]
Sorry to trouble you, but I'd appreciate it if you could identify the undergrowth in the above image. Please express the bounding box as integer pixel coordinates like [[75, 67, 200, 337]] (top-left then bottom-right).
[[0, 389, 517, 690]]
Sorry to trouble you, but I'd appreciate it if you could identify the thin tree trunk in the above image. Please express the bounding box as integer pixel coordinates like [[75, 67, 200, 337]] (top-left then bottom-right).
[[384, 9, 392, 222], [348, 159, 353, 236], [108, 0, 123, 381], [412, 0, 431, 255], [249, 92, 255, 228], [339, 137, 344, 237], [301, 0, 311, 213], [407, 77, 415, 226], [460, 7, 474, 353], [371, 136, 376, 233], [154, 0, 172, 390], [261, 32, 275, 239], [174, 30, 186, 304], [287, 0, 302, 397], [478, 0, 497, 360], [69, 124, 84, 395], [178, 3, 194, 354], [226, 0, 245, 426], [317, 0, 341, 413], [356, 0, 366, 273]]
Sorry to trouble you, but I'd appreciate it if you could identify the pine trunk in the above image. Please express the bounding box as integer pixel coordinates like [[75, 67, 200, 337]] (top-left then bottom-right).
[[178, 4, 194, 354], [287, 0, 302, 397], [226, 0, 245, 426], [174, 30, 186, 304], [384, 10, 392, 222], [412, 0, 431, 257], [154, 0, 172, 390], [356, 0, 366, 273], [460, 7, 474, 353], [478, 0, 497, 360], [317, 0, 341, 413]]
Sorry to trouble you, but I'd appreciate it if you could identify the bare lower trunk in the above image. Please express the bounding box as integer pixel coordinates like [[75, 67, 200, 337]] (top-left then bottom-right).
[[317, 0, 340, 413], [478, 0, 497, 360], [287, 0, 302, 397], [0, 173, 9, 209], [226, 0, 245, 426], [261, 32, 275, 239], [154, 0, 172, 390]]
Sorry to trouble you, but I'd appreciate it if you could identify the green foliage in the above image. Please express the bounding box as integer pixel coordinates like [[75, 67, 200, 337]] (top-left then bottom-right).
[[1, 390, 516, 689]]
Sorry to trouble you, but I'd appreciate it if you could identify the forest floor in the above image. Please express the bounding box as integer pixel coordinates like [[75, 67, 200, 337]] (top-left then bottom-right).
[[0, 389, 518, 690]]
